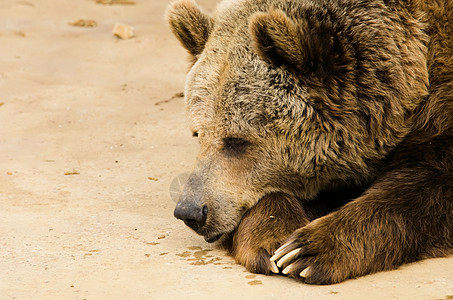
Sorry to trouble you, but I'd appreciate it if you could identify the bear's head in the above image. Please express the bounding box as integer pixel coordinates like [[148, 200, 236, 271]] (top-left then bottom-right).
[[167, 0, 428, 243]]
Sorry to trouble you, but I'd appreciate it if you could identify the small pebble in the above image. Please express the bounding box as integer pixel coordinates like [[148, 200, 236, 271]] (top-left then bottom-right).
[[113, 23, 134, 39]]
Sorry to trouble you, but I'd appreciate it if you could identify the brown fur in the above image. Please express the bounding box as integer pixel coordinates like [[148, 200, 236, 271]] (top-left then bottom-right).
[[224, 187, 366, 275], [166, 0, 213, 63], [167, 0, 453, 284], [225, 192, 309, 274]]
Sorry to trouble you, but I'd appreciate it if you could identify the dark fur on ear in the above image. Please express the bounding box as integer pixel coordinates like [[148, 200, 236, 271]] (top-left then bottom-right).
[[249, 10, 305, 70], [166, 0, 213, 59], [249, 9, 344, 76]]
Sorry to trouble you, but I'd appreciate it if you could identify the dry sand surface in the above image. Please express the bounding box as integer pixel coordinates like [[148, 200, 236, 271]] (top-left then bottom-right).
[[0, 0, 452, 299]]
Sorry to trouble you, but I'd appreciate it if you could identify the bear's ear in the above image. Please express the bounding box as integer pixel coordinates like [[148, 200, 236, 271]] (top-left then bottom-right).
[[249, 10, 335, 75], [166, 0, 213, 58]]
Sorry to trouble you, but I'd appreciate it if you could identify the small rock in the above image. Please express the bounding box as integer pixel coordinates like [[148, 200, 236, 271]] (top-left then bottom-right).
[[113, 23, 134, 39], [70, 19, 97, 28], [97, 0, 136, 4]]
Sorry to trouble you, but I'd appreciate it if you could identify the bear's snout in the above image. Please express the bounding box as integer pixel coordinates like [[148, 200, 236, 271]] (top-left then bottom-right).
[[174, 172, 209, 231], [174, 200, 208, 231]]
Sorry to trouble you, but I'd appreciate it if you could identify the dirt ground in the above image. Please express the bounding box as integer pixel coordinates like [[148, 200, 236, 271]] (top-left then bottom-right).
[[0, 0, 452, 299]]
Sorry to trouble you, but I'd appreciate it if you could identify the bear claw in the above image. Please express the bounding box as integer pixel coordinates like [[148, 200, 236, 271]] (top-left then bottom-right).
[[270, 241, 293, 262], [282, 263, 297, 275], [274, 248, 300, 268], [270, 260, 279, 273], [300, 267, 311, 278]]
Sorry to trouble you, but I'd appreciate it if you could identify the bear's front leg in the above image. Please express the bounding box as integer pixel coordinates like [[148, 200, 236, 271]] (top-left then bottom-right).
[[230, 192, 309, 275], [270, 206, 370, 284], [271, 156, 453, 284], [270, 196, 411, 284]]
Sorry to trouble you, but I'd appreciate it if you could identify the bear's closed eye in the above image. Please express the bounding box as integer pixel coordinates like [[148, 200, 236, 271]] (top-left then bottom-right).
[[223, 137, 250, 156]]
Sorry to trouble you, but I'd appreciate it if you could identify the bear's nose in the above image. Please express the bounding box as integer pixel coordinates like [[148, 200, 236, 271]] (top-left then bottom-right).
[[174, 202, 208, 231]]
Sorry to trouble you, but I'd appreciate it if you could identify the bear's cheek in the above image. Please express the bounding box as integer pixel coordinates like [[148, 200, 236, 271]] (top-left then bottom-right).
[[193, 160, 259, 231], [190, 136, 288, 234]]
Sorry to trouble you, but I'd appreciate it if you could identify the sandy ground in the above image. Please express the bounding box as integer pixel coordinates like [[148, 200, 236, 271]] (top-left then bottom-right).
[[0, 0, 452, 299]]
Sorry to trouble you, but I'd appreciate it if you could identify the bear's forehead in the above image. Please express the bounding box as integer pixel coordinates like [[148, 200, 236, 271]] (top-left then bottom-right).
[[185, 51, 311, 138], [184, 0, 313, 137], [185, 62, 272, 137]]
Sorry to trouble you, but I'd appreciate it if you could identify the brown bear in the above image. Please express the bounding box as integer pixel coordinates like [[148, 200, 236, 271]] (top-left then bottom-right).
[[166, 0, 453, 284]]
